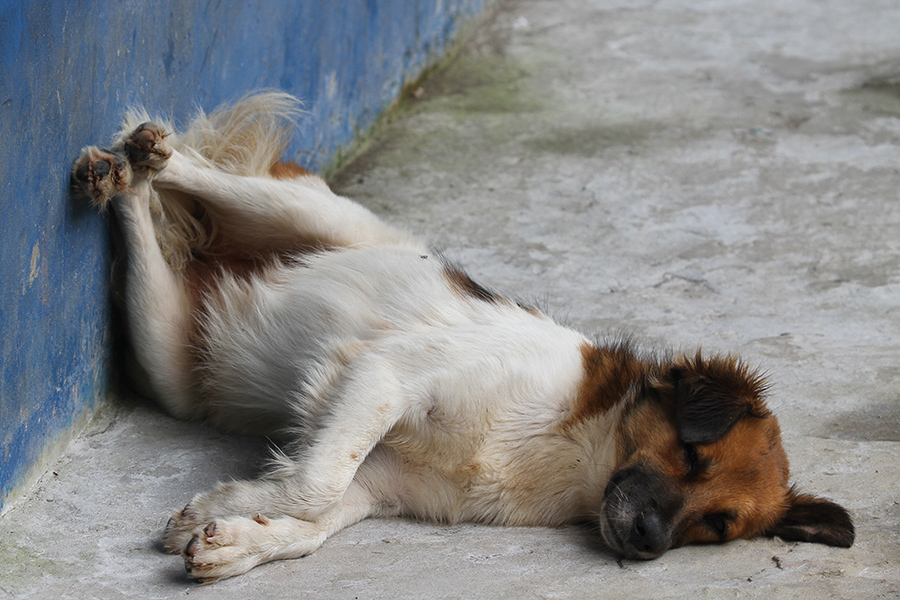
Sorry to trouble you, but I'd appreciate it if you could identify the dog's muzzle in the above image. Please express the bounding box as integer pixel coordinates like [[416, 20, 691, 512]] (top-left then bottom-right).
[[599, 466, 683, 559]]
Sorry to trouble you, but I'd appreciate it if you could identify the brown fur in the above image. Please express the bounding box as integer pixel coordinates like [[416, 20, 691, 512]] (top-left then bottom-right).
[[615, 389, 790, 545], [444, 265, 502, 303], [269, 160, 315, 180], [599, 351, 853, 557], [565, 342, 649, 431]]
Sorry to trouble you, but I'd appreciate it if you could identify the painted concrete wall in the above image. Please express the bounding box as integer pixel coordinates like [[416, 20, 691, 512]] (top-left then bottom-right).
[[0, 0, 487, 512]]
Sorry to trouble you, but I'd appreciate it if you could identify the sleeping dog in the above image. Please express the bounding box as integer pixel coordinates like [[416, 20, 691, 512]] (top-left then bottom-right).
[[73, 93, 853, 582]]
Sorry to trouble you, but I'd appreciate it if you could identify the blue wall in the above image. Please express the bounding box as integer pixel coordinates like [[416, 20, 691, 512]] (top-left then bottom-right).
[[0, 0, 487, 512]]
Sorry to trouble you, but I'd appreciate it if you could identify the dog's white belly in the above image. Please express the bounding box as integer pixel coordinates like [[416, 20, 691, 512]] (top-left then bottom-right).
[[196, 245, 576, 425], [196, 245, 448, 426]]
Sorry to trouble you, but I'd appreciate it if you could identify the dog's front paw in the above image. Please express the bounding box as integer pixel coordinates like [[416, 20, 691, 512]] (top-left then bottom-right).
[[124, 122, 171, 170], [72, 147, 132, 209], [163, 487, 259, 554], [180, 518, 260, 583]]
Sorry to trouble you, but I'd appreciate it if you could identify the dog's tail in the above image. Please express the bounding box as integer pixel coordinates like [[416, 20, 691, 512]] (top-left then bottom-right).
[[175, 91, 303, 176], [114, 92, 304, 270]]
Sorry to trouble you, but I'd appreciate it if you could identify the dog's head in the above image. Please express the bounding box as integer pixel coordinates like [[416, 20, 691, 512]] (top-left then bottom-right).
[[599, 353, 854, 559]]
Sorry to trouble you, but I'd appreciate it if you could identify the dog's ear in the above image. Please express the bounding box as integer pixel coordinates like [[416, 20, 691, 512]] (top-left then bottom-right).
[[766, 491, 855, 547], [671, 355, 769, 444]]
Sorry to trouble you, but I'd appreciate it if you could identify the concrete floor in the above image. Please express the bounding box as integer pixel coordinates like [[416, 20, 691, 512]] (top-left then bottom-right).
[[3, 0, 900, 598]]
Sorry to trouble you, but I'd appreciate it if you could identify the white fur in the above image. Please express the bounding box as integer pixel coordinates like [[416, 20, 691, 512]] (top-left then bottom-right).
[[77, 94, 622, 582]]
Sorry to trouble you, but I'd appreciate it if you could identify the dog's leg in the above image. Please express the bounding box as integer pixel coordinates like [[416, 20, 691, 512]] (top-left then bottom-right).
[[129, 122, 419, 250], [73, 146, 197, 420], [166, 446, 404, 582], [167, 352, 413, 529], [164, 350, 420, 563]]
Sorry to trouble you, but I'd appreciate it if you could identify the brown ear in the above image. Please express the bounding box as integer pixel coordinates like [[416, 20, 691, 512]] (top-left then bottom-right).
[[672, 356, 768, 444], [766, 492, 855, 548]]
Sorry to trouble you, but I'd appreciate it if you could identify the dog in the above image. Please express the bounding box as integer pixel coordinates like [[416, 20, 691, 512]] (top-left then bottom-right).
[[72, 92, 854, 582]]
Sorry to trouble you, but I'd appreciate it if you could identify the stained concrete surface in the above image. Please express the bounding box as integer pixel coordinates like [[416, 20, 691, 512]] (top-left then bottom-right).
[[3, 0, 899, 598]]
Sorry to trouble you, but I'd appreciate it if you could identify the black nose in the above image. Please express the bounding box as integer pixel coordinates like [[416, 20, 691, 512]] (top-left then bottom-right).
[[629, 511, 667, 556]]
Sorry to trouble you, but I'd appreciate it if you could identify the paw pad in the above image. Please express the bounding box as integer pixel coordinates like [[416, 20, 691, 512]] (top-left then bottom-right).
[[124, 122, 171, 169], [72, 147, 131, 209]]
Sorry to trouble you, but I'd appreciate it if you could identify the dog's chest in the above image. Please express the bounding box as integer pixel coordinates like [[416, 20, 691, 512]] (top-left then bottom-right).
[[379, 373, 618, 527]]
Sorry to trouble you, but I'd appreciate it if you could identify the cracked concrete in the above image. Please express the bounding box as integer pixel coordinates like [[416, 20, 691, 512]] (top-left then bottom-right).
[[2, 0, 899, 597]]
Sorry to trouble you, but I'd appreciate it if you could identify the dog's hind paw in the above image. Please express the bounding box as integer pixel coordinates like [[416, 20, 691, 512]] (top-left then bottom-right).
[[163, 502, 214, 554], [163, 509, 190, 554], [124, 122, 171, 170], [72, 147, 132, 209]]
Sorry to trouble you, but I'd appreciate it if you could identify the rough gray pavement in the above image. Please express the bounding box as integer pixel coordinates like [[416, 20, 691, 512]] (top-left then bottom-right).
[[3, 0, 899, 598]]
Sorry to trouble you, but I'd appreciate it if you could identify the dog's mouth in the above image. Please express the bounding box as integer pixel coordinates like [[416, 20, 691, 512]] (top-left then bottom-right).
[[599, 468, 678, 560], [599, 507, 669, 560], [598, 504, 627, 555]]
